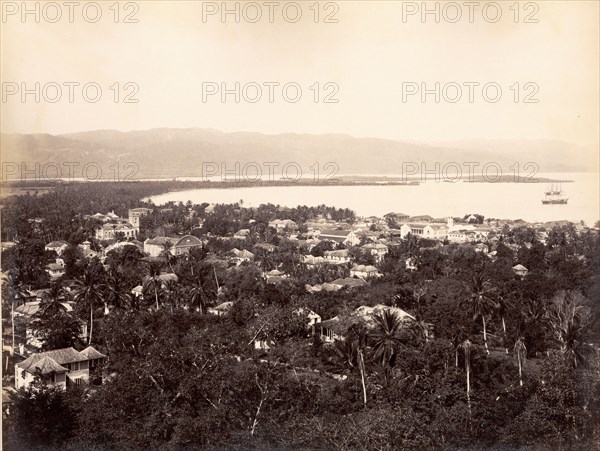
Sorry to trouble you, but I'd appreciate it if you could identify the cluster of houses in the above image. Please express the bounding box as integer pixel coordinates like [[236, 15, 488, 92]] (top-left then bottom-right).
[[39, 206, 574, 293], [8, 205, 593, 392]]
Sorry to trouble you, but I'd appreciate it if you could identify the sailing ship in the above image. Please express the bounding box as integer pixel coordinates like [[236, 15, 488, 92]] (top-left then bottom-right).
[[542, 183, 568, 204]]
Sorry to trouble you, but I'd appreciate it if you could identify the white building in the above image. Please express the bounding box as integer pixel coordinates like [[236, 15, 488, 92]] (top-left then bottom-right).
[[95, 222, 136, 241], [144, 236, 178, 257], [400, 223, 448, 240], [319, 229, 360, 246], [128, 208, 152, 234], [15, 346, 106, 390], [44, 241, 69, 256], [350, 264, 381, 279]]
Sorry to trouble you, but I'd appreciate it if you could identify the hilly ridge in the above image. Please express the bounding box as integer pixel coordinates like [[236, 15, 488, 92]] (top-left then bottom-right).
[[1, 128, 597, 180]]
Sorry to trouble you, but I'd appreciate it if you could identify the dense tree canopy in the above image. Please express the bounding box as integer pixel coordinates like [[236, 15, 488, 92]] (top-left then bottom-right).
[[2, 184, 599, 450]]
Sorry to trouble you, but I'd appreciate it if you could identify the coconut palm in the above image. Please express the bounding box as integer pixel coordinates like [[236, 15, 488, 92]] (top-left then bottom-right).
[[548, 291, 591, 369], [159, 241, 176, 272], [371, 309, 406, 368], [163, 279, 182, 313], [143, 260, 164, 310], [329, 333, 368, 406], [187, 276, 212, 314], [557, 315, 588, 369], [73, 270, 105, 345], [3, 271, 24, 356], [514, 337, 527, 386], [39, 282, 68, 317], [459, 339, 473, 414], [497, 291, 513, 355], [461, 274, 499, 355], [105, 269, 131, 312], [256, 250, 275, 272], [330, 338, 358, 372]]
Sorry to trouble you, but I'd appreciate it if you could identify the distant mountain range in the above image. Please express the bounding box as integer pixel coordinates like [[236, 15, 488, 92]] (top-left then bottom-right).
[[1, 129, 597, 180]]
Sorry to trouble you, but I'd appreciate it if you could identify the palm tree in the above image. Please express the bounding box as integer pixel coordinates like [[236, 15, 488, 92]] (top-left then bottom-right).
[[371, 309, 405, 367], [143, 261, 164, 310], [496, 291, 513, 355], [159, 242, 176, 272], [459, 339, 473, 414], [461, 274, 499, 355], [105, 269, 131, 313], [556, 314, 588, 369], [548, 291, 591, 369], [257, 250, 275, 272], [163, 279, 181, 313], [73, 270, 105, 345], [3, 271, 24, 356], [514, 337, 526, 386], [357, 347, 367, 406], [39, 282, 68, 317], [330, 335, 367, 406], [331, 338, 358, 373], [187, 276, 211, 314]]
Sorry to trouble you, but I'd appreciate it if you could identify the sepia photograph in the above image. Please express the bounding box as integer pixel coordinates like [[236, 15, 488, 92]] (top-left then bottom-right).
[[1, 1, 599, 449]]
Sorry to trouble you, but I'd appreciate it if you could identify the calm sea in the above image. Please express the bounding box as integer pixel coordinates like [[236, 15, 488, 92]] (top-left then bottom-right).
[[146, 173, 599, 226]]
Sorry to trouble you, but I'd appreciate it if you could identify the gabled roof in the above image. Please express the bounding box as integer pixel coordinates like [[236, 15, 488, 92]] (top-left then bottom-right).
[[320, 305, 414, 336], [513, 264, 528, 271], [324, 249, 349, 257], [362, 243, 388, 250], [23, 356, 68, 375], [427, 224, 448, 230], [101, 222, 134, 231], [351, 265, 379, 272], [320, 229, 352, 237], [45, 241, 68, 248], [79, 346, 106, 360], [331, 278, 367, 288], [233, 249, 254, 258], [302, 255, 327, 264], [17, 347, 87, 374], [267, 269, 285, 276], [213, 301, 233, 312], [15, 301, 73, 316], [129, 207, 152, 213], [355, 304, 415, 323]]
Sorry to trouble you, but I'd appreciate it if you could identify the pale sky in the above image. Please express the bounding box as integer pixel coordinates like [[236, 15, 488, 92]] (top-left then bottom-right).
[[1, 0, 598, 146]]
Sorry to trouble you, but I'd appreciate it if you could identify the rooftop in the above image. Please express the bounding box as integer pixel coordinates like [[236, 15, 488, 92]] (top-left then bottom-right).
[[16, 347, 101, 374]]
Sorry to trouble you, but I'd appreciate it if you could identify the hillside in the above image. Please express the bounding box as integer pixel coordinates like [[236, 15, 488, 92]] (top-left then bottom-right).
[[1, 129, 596, 179]]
